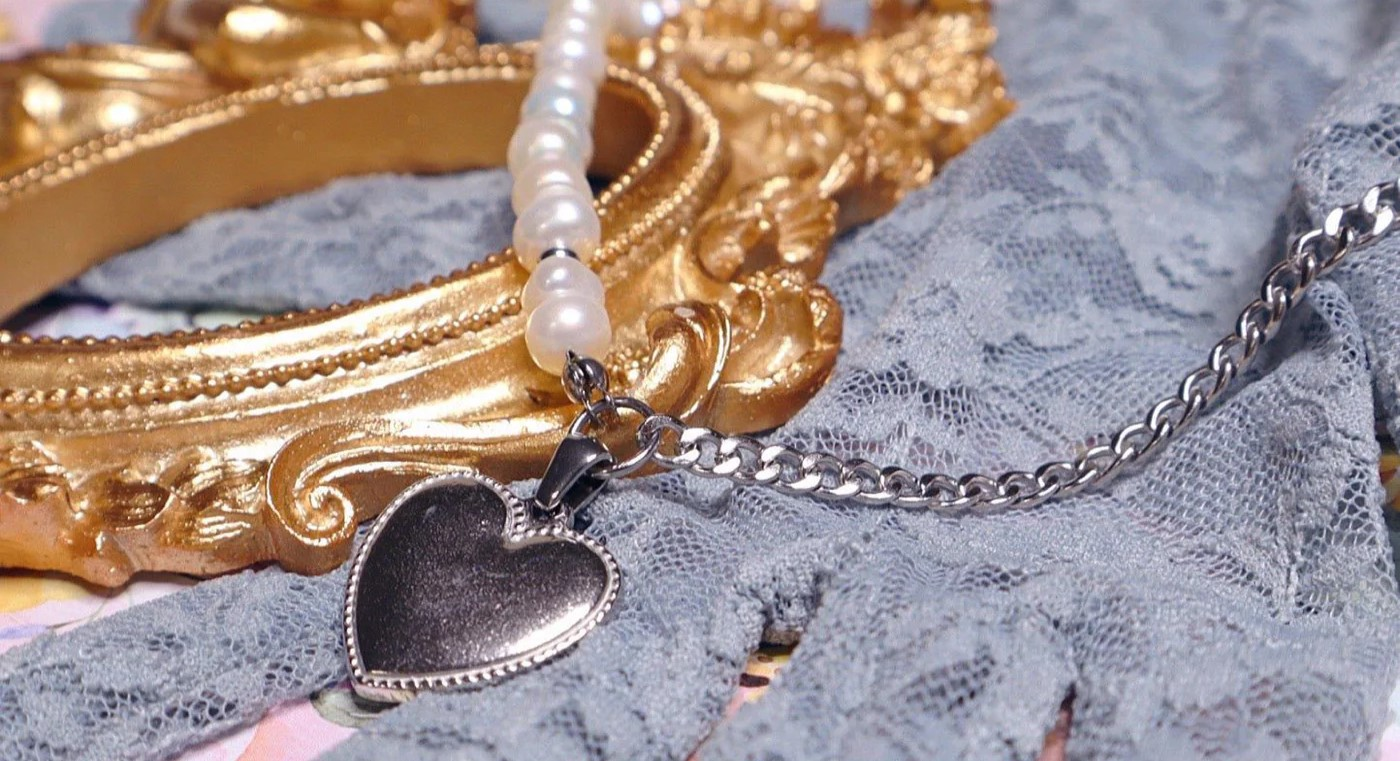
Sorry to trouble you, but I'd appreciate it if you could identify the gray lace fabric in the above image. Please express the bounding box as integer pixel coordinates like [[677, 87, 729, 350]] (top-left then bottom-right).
[[5, 0, 1400, 759]]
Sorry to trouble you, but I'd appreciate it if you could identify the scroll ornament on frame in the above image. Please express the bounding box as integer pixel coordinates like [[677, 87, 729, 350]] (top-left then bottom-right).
[[0, 0, 1011, 585]]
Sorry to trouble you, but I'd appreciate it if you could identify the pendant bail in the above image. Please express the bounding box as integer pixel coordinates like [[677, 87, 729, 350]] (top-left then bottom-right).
[[534, 434, 616, 525]]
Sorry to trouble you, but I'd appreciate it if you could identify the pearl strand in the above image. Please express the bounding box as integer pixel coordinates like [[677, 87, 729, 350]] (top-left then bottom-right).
[[512, 0, 679, 374]]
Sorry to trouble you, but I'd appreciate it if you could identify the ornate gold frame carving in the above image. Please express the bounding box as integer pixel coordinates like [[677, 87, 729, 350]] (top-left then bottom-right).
[[0, 0, 1010, 585]]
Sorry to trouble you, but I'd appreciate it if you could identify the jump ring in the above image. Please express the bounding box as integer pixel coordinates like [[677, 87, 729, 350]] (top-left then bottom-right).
[[567, 396, 660, 479]]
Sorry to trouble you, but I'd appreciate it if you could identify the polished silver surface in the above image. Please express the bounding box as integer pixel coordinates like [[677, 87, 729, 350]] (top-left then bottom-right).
[[534, 434, 615, 523], [344, 471, 620, 703], [562, 351, 611, 407]]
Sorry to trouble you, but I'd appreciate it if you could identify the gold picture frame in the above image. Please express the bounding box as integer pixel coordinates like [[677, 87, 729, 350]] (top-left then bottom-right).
[[0, 0, 1010, 585]]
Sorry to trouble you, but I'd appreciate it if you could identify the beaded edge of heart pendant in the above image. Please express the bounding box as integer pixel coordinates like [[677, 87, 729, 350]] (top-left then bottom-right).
[[343, 469, 621, 703]]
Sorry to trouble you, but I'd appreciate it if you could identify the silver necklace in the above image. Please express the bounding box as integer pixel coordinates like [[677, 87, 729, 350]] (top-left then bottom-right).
[[342, 0, 668, 703], [341, 1, 1400, 704]]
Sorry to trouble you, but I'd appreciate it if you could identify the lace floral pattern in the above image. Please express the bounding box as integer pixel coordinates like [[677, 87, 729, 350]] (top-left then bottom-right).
[[3, 1, 1400, 760]]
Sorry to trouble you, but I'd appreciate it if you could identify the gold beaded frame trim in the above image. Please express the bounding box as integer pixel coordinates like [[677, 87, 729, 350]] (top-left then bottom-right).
[[0, 52, 706, 410], [0, 0, 1011, 585]]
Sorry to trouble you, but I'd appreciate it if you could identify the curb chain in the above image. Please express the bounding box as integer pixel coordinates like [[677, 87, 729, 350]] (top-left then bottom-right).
[[567, 178, 1400, 512]]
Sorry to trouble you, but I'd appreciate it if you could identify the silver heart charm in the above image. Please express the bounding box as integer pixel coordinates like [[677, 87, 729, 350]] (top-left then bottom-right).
[[343, 470, 620, 703]]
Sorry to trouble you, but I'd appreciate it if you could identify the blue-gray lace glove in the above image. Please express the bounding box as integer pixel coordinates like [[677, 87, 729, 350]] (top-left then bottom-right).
[[5, 1, 1400, 760]]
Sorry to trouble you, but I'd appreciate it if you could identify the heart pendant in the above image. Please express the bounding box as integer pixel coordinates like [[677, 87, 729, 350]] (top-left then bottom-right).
[[343, 470, 620, 703]]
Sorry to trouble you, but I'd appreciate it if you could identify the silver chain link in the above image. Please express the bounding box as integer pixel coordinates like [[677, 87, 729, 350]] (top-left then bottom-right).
[[569, 178, 1400, 512]]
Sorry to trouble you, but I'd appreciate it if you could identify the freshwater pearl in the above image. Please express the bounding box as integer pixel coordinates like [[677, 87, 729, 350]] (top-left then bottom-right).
[[521, 69, 597, 123], [513, 187, 601, 269], [526, 294, 612, 373], [615, 0, 678, 38], [537, 31, 609, 83], [522, 255, 606, 312], [551, 0, 612, 24], [513, 0, 680, 372], [544, 9, 600, 40], [511, 156, 590, 214], [507, 116, 591, 176]]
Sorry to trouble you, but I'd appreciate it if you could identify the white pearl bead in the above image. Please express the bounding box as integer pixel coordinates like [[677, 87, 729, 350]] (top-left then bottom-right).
[[522, 68, 597, 122], [522, 255, 605, 312], [512, 0, 625, 374], [550, 0, 612, 24], [615, 0, 676, 38], [507, 116, 591, 176], [544, 9, 600, 40], [513, 187, 601, 268], [537, 30, 609, 83], [526, 294, 612, 373], [511, 156, 589, 214]]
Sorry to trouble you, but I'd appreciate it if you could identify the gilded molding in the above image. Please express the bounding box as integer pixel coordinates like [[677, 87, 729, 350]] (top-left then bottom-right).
[[0, 0, 1009, 584]]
